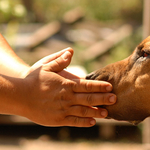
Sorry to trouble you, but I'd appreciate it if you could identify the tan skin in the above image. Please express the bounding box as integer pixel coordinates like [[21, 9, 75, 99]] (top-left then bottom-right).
[[0, 34, 116, 127]]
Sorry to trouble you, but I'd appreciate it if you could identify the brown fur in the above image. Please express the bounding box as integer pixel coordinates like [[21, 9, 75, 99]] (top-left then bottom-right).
[[86, 36, 150, 125]]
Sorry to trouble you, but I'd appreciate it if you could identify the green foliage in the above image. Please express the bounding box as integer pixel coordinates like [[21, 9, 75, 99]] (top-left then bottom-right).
[[0, 0, 143, 23], [83, 0, 142, 23], [0, 0, 26, 23]]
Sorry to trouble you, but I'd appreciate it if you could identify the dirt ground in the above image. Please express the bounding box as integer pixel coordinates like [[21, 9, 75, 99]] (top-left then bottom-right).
[[0, 140, 145, 150], [0, 140, 146, 150], [0, 122, 146, 150], [0, 123, 146, 150]]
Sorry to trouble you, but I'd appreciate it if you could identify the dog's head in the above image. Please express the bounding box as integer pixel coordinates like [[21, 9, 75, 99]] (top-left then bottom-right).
[[86, 36, 150, 125]]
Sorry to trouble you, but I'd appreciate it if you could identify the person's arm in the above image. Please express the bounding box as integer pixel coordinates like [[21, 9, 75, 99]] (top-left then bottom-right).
[[0, 34, 29, 77], [0, 34, 116, 127]]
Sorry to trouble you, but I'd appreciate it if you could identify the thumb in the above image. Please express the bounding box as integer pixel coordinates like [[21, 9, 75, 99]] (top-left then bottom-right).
[[43, 50, 73, 72]]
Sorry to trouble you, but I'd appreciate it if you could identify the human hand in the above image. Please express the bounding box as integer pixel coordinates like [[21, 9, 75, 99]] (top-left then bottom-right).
[[22, 48, 116, 127]]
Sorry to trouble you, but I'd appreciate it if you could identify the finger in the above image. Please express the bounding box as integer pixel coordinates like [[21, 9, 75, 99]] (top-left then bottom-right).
[[67, 106, 108, 118], [64, 116, 96, 127], [73, 93, 116, 106], [41, 47, 74, 64], [43, 50, 73, 72], [31, 47, 74, 69], [58, 70, 81, 79], [72, 79, 113, 93]]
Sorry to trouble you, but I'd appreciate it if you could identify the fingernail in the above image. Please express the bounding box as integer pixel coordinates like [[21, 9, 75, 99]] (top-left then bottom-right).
[[62, 51, 71, 61], [106, 85, 112, 92], [109, 95, 116, 103], [90, 119, 96, 125], [101, 110, 107, 117]]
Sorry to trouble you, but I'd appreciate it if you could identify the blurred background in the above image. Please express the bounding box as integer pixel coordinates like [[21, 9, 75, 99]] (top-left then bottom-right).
[[0, 0, 148, 150]]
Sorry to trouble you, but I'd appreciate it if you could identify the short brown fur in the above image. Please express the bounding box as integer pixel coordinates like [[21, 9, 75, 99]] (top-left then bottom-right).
[[86, 36, 150, 125]]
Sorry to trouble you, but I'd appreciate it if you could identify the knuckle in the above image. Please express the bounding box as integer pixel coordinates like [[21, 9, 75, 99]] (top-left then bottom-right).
[[86, 94, 94, 105], [99, 84, 103, 92], [99, 82, 107, 92], [58, 98, 70, 112], [85, 81, 93, 92], [101, 94, 106, 104], [59, 87, 73, 104], [71, 81, 77, 91], [81, 107, 88, 117], [73, 117, 80, 125], [64, 80, 76, 91], [54, 59, 62, 69], [66, 116, 91, 127]]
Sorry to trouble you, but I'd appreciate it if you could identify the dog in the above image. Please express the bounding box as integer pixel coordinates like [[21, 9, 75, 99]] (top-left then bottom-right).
[[86, 36, 150, 125]]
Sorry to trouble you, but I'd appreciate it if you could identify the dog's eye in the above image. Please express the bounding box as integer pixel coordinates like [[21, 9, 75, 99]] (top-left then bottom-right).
[[142, 50, 150, 57]]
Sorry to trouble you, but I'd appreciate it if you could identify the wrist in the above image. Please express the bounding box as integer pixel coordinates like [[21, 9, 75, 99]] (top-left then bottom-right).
[[0, 75, 29, 117]]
